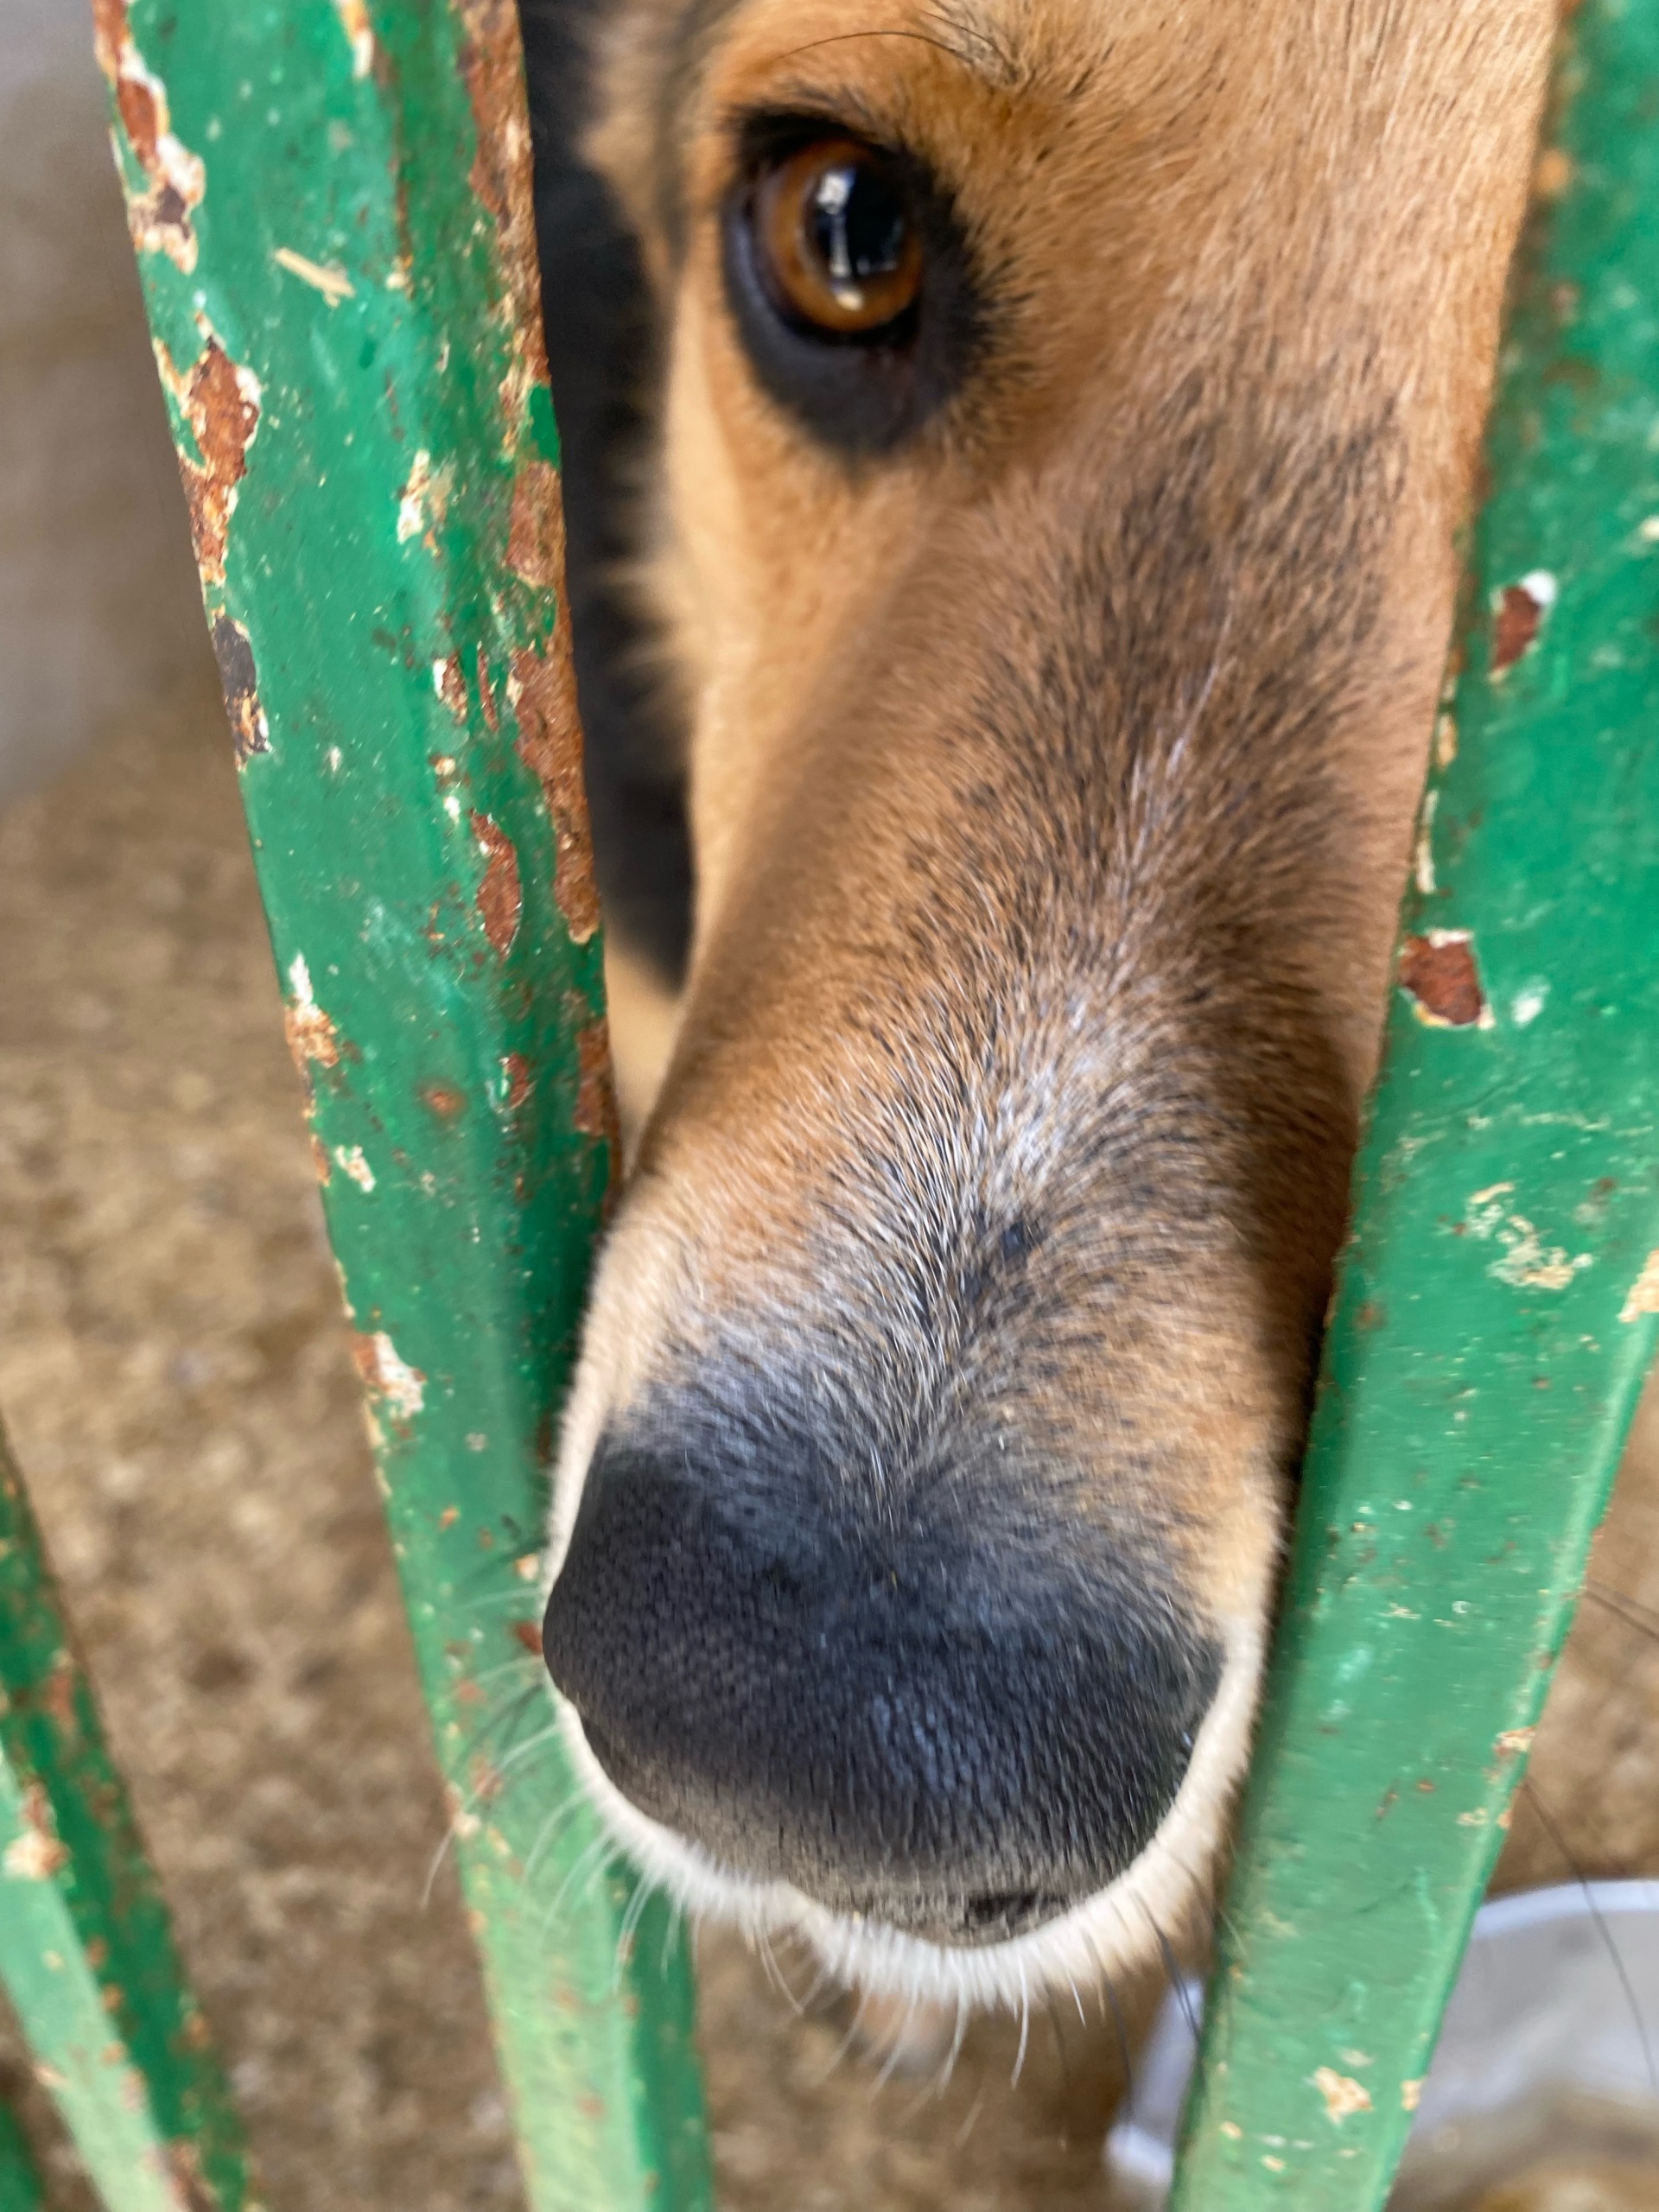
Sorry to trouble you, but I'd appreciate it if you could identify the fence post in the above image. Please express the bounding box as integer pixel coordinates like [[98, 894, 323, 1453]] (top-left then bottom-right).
[[0, 1420, 255, 2209], [1168, 3, 1659, 2204], [95, 2, 712, 2204]]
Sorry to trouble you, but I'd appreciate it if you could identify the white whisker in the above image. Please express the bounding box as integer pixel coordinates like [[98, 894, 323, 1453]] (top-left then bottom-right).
[[1011, 1963, 1031, 2088]]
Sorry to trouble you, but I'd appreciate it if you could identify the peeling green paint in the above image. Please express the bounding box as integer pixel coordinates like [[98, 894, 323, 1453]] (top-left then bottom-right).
[[0, 1422, 255, 2209], [99, 1, 710, 2205], [1169, 4, 1659, 2204]]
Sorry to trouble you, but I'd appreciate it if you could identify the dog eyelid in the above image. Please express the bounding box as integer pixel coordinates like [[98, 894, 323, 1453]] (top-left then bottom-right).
[[718, 109, 986, 455]]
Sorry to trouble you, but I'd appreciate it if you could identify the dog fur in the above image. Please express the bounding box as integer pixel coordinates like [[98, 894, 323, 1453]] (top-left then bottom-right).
[[524, 0, 1557, 2012]]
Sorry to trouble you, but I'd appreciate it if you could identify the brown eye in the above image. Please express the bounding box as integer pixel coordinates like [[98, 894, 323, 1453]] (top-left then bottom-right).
[[753, 138, 923, 337]]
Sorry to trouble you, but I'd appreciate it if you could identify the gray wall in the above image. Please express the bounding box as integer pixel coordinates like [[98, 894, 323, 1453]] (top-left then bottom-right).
[[1, 0, 207, 805]]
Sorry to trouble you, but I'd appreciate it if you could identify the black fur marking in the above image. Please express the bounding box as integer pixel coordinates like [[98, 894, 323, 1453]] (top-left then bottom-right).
[[518, 0, 694, 982]]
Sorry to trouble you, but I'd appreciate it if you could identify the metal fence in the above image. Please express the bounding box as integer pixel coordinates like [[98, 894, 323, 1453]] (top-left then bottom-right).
[[0, 1, 1655, 2207]]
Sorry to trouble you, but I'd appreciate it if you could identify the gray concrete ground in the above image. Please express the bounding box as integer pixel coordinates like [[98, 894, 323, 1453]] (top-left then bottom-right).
[[0, 0, 207, 810]]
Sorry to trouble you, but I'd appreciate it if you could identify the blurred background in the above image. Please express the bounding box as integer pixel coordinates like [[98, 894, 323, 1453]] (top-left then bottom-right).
[[1, 5, 1656, 2209], [2, 0, 206, 809]]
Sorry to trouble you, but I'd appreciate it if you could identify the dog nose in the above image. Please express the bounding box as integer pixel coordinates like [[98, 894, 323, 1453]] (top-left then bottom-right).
[[542, 1412, 1223, 1945]]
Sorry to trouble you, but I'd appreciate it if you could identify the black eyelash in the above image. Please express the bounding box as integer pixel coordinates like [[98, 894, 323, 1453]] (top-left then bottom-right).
[[721, 110, 986, 456]]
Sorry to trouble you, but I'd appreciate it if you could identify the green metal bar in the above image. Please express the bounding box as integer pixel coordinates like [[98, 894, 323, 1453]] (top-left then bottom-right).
[[0, 2104, 45, 2212], [0, 1421, 254, 2209], [96, 2, 710, 2206], [1170, 5, 1659, 2205]]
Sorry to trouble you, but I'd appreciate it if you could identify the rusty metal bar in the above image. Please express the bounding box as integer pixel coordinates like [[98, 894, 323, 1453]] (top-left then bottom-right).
[[94, 0, 712, 2205], [1168, 3, 1659, 2203], [0, 1420, 254, 2209]]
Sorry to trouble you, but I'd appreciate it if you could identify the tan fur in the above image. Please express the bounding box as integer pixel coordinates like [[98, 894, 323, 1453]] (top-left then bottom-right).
[[604, 936, 683, 1144], [551, 0, 1558, 2006]]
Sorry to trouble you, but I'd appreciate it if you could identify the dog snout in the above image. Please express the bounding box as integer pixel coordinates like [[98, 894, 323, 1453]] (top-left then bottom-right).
[[542, 1398, 1224, 1946]]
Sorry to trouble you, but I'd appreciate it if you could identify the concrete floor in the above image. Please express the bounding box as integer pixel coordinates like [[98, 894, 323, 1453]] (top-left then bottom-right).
[[0, 0, 208, 810]]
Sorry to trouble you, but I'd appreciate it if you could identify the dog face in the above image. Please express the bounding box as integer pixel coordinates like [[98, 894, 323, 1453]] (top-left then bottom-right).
[[537, 0, 1553, 2008]]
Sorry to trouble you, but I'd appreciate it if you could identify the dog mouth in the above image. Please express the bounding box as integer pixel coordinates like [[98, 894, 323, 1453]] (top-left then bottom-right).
[[580, 1712, 1074, 1946], [561, 1699, 1080, 1973], [549, 1625, 1266, 2012]]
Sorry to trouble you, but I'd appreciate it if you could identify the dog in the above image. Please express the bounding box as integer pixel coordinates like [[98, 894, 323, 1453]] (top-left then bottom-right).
[[519, 0, 1558, 2019]]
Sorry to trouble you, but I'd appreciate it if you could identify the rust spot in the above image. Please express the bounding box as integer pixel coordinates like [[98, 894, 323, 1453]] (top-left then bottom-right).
[[210, 613, 270, 765], [511, 1618, 542, 1656], [334, 1145, 375, 1192], [470, 812, 523, 955], [283, 955, 341, 1081], [347, 1330, 426, 1423], [1398, 931, 1489, 1029], [3, 1784, 68, 1883], [397, 448, 448, 545], [508, 460, 566, 588], [309, 1135, 332, 1184], [92, 0, 205, 270], [333, 0, 377, 79], [1492, 586, 1542, 670], [501, 1051, 532, 1112], [167, 2141, 217, 2212], [421, 1079, 467, 1120], [1620, 1249, 1659, 1324], [469, 1759, 505, 1809], [1313, 2067, 1373, 2124], [512, 639, 601, 944], [1491, 572, 1556, 675], [40, 1653, 79, 1738], [157, 334, 262, 587], [575, 1015, 618, 1146], [457, 0, 550, 419], [435, 653, 468, 723], [504, 473, 600, 937], [477, 646, 500, 734]]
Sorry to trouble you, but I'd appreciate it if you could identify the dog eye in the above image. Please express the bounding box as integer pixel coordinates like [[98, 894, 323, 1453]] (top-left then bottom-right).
[[723, 116, 981, 454], [752, 137, 923, 339]]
